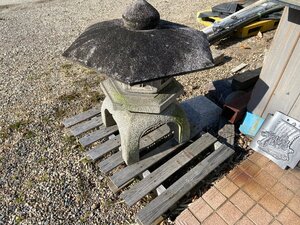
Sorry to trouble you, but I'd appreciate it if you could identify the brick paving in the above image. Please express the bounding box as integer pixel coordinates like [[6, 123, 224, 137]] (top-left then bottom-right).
[[175, 152, 300, 225]]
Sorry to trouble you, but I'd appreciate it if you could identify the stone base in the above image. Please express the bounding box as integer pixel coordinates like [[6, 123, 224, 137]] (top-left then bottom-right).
[[101, 97, 190, 165]]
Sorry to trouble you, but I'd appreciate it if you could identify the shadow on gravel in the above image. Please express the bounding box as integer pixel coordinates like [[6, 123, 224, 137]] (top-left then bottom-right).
[[0, 0, 55, 12]]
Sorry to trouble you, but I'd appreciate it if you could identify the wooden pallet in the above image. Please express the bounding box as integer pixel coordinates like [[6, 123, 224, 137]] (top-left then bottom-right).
[[63, 105, 235, 225]]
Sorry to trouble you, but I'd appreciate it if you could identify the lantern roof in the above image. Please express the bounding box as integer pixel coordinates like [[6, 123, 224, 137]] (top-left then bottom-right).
[[63, 0, 214, 85]]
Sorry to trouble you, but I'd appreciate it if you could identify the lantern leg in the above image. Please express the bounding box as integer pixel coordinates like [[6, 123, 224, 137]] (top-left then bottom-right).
[[101, 97, 117, 127], [101, 98, 190, 165]]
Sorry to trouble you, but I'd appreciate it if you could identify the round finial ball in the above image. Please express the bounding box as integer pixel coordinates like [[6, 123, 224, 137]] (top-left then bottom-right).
[[122, 0, 160, 30]]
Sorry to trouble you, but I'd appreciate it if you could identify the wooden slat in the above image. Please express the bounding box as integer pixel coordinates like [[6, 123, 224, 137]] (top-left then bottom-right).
[[248, 8, 300, 117], [98, 151, 123, 174], [120, 133, 217, 206], [98, 125, 172, 174], [85, 135, 121, 161], [79, 125, 118, 147], [69, 116, 103, 136], [136, 144, 235, 225], [142, 170, 166, 196], [140, 125, 172, 146], [107, 177, 133, 193], [231, 63, 247, 73], [109, 139, 180, 190], [62, 105, 101, 128]]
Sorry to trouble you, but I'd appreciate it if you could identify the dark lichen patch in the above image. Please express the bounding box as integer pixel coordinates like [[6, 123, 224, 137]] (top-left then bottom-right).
[[60, 63, 73, 70], [63, 134, 77, 144], [14, 192, 25, 204], [56, 88, 104, 120], [53, 107, 67, 119], [28, 73, 41, 81], [73, 75, 105, 90], [103, 199, 114, 208], [23, 130, 36, 139], [0, 130, 8, 141], [80, 91, 105, 110], [79, 211, 91, 223], [0, 120, 32, 143], [58, 91, 81, 102], [60, 63, 74, 77], [9, 121, 24, 131], [82, 68, 98, 75], [37, 173, 50, 183], [73, 78, 90, 89], [23, 179, 35, 189], [8, 120, 30, 132], [78, 145, 85, 152], [41, 115, 52, 124], [37, 157, 48, 165], [75, 171, 97, 203], [86, 91, 105, 103], [61, 132, 85, 153]]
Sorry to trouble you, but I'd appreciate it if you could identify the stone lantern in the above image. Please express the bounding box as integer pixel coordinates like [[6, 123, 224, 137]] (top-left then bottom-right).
[[63, 0, 214, 165]]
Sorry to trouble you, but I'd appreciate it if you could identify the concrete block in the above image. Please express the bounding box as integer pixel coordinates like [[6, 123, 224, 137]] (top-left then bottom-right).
[[232, 68, 261, 91], [181, 96, 222, 136]]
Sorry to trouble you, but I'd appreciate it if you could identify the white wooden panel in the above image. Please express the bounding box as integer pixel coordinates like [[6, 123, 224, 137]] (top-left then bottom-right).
[[289, 94, 300, 121], [247, 8, 300, 117], [262, 39, 300, 117]]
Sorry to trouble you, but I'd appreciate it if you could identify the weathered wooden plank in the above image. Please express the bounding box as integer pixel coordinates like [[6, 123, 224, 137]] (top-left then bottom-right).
[[79, 125, 118, 147], [62, 105, 101, 128], [98, 151, 123, 174], [120, 133, 217, 206], [69, 116, 103, 136], [136, 144, 235, 225], [231, 63, 248, 73], [84, 135, 121, 161], [263, 39, 300, 117], [248, 8, 300, 117], [98, 125, 172, 174], [142, 170, 166, 196], [107, 177, 133, 193], [109, 139, 180, 190], [140, 125, 172, 150]]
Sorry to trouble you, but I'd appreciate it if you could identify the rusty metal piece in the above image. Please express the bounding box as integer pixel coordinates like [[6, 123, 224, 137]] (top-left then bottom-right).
[[223, 91, 252, 123]]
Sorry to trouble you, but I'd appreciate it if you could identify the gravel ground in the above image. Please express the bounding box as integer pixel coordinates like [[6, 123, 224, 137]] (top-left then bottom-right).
[[0, 0, 274, 224]]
